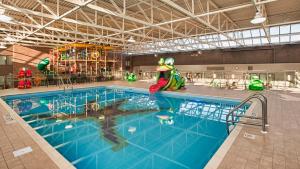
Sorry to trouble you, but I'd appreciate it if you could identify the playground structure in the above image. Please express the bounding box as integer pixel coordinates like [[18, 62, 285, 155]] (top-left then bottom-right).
[[51, 43, 122, 80], [149, 57, 185, 93], [137, 70, 299, 90]]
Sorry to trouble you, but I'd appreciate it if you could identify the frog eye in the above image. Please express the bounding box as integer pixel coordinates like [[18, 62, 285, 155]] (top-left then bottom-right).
[[165, 57, 174, 66], [158, 58, 165, 65]]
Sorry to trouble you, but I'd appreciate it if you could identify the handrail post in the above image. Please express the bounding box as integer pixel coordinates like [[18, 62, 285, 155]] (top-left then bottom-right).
[[226, 93, 268, 135]]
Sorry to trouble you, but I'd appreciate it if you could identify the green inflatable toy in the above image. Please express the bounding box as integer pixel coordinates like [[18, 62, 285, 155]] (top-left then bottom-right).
[[124, 72, 137, 82], [149, 57, 185, 93], [248, 75, 264, 91]]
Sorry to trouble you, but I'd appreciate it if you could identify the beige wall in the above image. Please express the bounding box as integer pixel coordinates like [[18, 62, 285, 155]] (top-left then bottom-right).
[[134, 63, 300, 73], [0, 45, 51, 76]]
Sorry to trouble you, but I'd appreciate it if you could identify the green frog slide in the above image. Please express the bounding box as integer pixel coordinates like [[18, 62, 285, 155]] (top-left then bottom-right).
[[149, 57, 185, 93]]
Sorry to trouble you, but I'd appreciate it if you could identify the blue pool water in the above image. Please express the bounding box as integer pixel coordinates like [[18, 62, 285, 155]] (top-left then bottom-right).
[[3, 86, 248, 169]]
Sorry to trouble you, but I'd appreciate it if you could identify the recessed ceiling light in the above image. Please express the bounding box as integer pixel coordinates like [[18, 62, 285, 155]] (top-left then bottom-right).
[[251, 11, 266, 24]]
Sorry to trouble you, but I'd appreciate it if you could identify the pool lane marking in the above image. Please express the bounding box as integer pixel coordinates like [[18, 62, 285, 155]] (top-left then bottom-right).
[[125, 138, 190, 169], [69, 121, 165, 165], [43, 123, 98, 139]]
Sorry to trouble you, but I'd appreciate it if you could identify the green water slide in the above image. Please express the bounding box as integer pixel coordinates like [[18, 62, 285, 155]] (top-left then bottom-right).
[[37, 58, 50, 73]]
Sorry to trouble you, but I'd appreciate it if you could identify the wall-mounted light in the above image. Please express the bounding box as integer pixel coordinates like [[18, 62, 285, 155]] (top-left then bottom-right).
[[213, 73, 216, 79], [231, 74, 235, 79]]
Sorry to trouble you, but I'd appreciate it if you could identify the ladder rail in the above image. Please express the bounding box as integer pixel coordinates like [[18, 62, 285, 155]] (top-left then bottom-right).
[[57, 76, 73, 91], [226, 93, 268, 134]]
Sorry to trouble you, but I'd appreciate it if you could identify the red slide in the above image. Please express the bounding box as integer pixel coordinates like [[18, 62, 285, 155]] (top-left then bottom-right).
[[149, 78, 168, 94]]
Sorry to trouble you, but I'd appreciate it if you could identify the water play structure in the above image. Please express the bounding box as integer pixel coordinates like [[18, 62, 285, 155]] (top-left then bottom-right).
[[37, 58, 50, 74], [248, 75, 264, 91], [149, 57, 185, 93]]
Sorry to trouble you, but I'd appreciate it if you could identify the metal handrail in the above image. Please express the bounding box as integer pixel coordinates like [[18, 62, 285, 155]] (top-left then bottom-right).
[[57, 76, 73, 91], [226, 93, 268, 134], [58, 76, 65, 88]]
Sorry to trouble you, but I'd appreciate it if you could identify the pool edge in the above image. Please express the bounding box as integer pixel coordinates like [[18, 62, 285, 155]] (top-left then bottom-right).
[[204, 100, 258, 169], [1, 84, 252, 169], [0, 98, 76, 169]]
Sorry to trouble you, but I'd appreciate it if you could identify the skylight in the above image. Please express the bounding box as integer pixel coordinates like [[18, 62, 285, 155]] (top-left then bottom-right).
[[127, 23, 300, 55]]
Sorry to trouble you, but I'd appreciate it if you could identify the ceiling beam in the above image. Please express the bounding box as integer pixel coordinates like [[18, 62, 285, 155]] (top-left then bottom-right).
[[10, 0, 96, 44], [159, 0, 244, 46], [0, 3, 157, 41]]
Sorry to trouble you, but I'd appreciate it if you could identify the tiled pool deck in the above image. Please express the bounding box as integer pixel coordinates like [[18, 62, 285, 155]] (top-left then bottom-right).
[[0, 81, 299, 169]]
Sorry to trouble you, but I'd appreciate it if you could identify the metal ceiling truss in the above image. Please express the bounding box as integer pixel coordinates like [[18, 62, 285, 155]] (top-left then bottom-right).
[[0, 0, 292, 53]]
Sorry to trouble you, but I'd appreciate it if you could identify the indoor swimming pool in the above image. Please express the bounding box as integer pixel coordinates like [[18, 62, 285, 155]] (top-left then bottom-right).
[[3, 86, 248, 169]]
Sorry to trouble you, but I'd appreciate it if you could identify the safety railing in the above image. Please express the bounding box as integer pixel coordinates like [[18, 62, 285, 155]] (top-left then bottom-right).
[[226, 93, 268, 134], [58, 76, 73, 92]]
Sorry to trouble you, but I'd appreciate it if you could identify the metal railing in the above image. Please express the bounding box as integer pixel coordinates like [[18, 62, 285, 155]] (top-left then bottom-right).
[[58, 76, 73, 92], [226, 93, 268, 134]]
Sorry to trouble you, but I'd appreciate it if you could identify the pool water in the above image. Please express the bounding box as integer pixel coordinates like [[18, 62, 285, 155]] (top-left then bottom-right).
[[3, 87, 248, 169]]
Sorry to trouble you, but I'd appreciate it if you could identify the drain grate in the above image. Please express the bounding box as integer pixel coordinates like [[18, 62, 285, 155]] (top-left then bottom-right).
[[243, 132, 256, 140], [3, 113, 15, 124], [13, 147, 33, 157]]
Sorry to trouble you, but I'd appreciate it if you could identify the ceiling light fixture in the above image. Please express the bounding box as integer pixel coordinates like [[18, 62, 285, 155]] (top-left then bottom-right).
[[0, 8, 12, 23], [0, 14, 12, 23], [128, 36, 136, 43], [250, 11, 266, 24]]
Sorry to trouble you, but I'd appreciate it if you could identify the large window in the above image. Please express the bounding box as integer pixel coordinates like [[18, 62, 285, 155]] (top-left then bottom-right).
[[127, 23, 300, 55]]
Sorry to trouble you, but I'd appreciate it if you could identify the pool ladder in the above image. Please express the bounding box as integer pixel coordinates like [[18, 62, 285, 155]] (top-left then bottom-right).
[[58, 76, 73, 92], [226, 93, 268, 134]]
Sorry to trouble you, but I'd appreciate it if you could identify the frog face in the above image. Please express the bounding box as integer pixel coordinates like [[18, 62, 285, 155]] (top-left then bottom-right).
[[157, 57, 174, 72], [156, 57, 175, 80]]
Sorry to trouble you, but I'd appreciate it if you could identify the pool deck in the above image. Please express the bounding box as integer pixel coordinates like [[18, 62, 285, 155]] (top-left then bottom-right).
[[0, 81, 300, 169]]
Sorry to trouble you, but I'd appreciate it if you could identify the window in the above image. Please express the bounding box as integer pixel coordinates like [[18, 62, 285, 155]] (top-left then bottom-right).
[[253, 38, 261, 45], [271, 36, 279, 43], [244, 39, 253, 46], [251, 29, 261, 37], [280, 35, 290, 43], [291, 24, 300, 33], [291, 35, 300, 42], [270, 26, 279, 35], [243, 30, 252, 38], [127, 22, 300, 55], [280, 25, 290, 34]]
